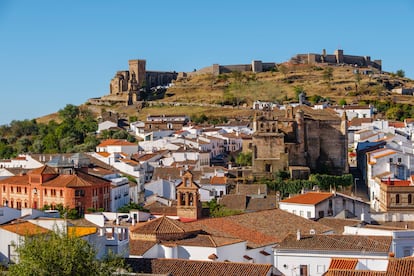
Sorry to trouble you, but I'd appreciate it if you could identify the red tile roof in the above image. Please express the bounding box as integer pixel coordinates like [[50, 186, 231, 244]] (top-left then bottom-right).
[[42, 170, 110, 188], [381, 179, 412, 187], [125, 258, 274, 276], [275, 234, 391, 253], [210, 176, 227, 185], [281, 192, 333, 205], [1, 221, 50, 236], [0, 174, 30, 185], [29, 165, 58, 175], [329, 258, 358, 270], [386, 256, 414, 276], [97, 139, 136, 147], [188, 209, 332, 248]]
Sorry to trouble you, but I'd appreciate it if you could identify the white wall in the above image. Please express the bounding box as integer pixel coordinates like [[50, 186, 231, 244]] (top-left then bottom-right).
[[0, 229, 19, 265], [274, 250, 388, 276], [279, 203, 315, 219]]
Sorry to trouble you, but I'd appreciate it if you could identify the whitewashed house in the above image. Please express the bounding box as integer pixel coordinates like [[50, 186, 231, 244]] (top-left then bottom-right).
[[96, 139, 138, 156], [273, 232, 391, 276], [279, 191, 370, 221]]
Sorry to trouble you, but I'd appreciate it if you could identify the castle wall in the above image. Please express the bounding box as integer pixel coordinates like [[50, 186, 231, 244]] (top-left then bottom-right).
[[145, 71, 177, 88], [220, 64, 252, 74], [290, 49, 381, 70]]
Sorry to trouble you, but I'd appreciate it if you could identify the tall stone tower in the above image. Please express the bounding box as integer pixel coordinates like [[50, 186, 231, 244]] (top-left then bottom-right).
[[128, 60, 146, 88], [176, 171, 201, 220]]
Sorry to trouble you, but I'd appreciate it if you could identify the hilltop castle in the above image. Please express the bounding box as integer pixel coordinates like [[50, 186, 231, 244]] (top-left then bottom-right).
[[290, 49, 382, 70], [89, 60, 178, 106]]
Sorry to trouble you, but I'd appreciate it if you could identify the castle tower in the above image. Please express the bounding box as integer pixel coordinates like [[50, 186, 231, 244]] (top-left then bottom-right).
[[128, 60, 146, 88], [176, 170, 201, 220], [334, 49, 344, 64]]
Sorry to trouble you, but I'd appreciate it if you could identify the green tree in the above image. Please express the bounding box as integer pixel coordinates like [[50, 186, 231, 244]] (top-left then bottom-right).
[[396, 69, 405, 78], [9, 230, 127, 276], [338, 99, 347, 106], [236, 152, 252, 166]]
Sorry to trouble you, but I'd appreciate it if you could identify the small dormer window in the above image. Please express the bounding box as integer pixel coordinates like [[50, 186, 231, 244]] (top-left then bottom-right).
[[185, 178, 190, 187]]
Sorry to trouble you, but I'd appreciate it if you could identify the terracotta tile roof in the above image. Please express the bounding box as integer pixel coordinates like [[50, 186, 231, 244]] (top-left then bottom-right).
[[329, 258, 358, 270], [317, 218, 361, 234], [96, 152, 111, 158], [381, 179, 411, 187], [189, 209, 332, 248], [29, 165, 58, 175], [246, 196, 278, 211], [275, 234, 391, 253], [232, 184, 267, 195], [143, 201, 178, 216], [386, 256, 414, 276], [129, 239, 157, 256], [0, 174, 29, 185], [1, 221, 50, 236], [131, 216, 198, 236], [389, 121, 405, 128], [42, 170, 110, 188], [324, 270, 386, 276], [348, 118, 373, 127], [120, 159, 139, 165], [219, 194, 247, 210], [281, 192, 333, 205], [133, 153, 159, 162], [210, 176, 227, 185], [97, 139, 137, 147], [152, 167, 202, 182], [166, 234, 244, 248], [125, 258, 273, 276]]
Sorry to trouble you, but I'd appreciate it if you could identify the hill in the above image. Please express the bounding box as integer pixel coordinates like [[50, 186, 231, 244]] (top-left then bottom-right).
[[36, 63, 414, 124]]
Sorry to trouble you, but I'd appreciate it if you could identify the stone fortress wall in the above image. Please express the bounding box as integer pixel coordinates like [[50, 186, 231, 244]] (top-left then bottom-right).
[[181, 60, 277, 78], [290, 49, 382, 70]]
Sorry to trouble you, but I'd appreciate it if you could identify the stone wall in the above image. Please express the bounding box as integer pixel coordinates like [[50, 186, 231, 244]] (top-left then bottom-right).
[[252, 106, 347, 178], [290, 49, 382, 71]]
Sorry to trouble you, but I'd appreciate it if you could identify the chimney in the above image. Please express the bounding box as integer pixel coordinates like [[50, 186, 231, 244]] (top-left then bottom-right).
[[296, 229, 301, 241]]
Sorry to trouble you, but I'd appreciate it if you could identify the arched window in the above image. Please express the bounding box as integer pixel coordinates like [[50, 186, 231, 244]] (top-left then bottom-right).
[[396, 194, 400, 204]]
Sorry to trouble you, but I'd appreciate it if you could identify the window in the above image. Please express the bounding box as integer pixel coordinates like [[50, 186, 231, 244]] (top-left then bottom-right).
[[44, 189, 47, 196], [398, 157, 402, 163], [389, 158, 393, 163], [307, 211, 311, 218], [60, 190, 63, 197], [300, 264, 308, 276], [396, 194, 400, 204], [299, 210, 304, 217], [75, 190, 85, 197], [2, 186, 5, 192], [403, 247, 412, 257], [409, 194, 413, 205], [24, 187, 27, 194], [265, 164, 272, 172], [317, 265, 325, 274], [10, 186, 13, 193]]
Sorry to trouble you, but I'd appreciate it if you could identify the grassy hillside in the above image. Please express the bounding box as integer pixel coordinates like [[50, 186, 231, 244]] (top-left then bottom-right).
[[38, 63, 414, 123]]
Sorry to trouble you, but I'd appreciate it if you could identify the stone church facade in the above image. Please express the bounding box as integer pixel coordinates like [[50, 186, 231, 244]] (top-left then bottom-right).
[[252, 105, 348, 179]]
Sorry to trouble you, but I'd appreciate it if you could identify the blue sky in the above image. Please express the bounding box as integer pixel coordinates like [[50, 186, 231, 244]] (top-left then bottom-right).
[[1, 0, 413, 125]]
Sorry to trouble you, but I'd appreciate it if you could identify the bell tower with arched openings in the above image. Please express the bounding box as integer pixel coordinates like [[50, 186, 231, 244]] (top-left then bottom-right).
[[176, 170, 201, 220]]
